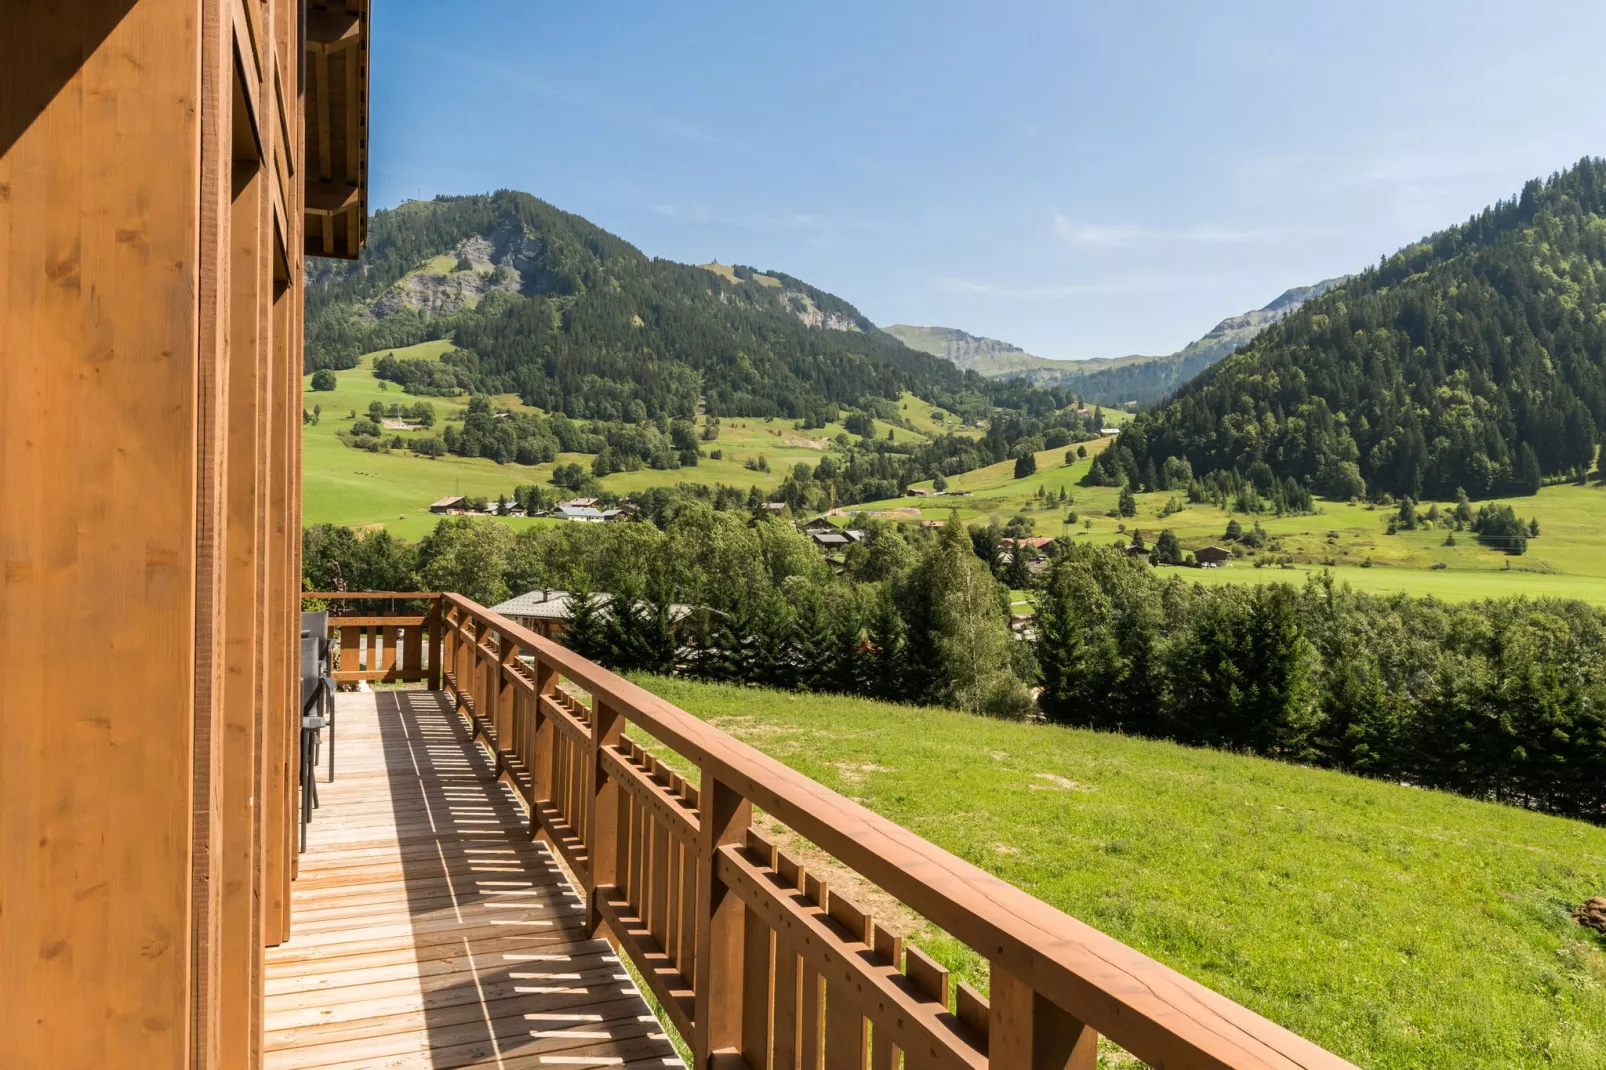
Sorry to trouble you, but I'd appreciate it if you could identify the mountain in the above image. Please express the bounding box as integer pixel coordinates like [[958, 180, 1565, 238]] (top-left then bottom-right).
[[305, 191, 1054, 425], [1108, 157, 1606, 501], [881, 324, 1150, 378], [1060, 277, 1347, 408], [888, 278, 1344, 409]]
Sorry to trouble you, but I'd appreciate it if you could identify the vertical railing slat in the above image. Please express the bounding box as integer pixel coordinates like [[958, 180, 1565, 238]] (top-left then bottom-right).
[[693, 772, 753, 1067], [587, 698, 623, 936], [990, 962, 1097, 1070], [404, 616, 422, 679], [495, 632, 517, 776], [427, 596, 442, 690]]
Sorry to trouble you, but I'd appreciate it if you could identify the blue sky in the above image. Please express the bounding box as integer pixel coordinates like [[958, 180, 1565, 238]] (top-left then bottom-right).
[[371, 0, 1606, 360]]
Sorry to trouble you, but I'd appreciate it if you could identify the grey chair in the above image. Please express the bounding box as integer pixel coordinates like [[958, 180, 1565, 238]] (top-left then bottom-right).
[[300, 611, 334, 780], [298, 636, 332, 852]]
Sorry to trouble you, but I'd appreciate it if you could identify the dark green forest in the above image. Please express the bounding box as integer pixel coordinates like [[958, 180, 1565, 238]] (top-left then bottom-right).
[[1116, 158, 1606, 499], [305, 511, 1606, 823], [306, 191, 1062, 424]]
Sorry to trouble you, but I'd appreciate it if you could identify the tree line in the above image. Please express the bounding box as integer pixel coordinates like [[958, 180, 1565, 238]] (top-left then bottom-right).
[[1037, 545, 1606, 822], [303, 506, 1031, 717], [304, 506, 1606, 823]]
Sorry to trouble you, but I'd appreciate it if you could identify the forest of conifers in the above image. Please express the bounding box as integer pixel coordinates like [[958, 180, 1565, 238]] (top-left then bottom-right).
[[1117, 158, 1606, 500], [304, 505, 1606, 824]]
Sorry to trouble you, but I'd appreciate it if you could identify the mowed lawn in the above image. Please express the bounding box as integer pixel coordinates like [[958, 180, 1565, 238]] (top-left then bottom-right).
[[628, 676, 1606, 1070]]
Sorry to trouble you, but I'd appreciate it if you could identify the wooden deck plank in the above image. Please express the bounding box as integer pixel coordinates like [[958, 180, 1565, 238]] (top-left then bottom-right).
[[265, 690, 681, 1069]]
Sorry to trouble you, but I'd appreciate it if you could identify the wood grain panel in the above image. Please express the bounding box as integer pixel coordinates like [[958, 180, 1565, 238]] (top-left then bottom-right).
[[220, 142, 268, 1069], [1, 3, 202, 1065]]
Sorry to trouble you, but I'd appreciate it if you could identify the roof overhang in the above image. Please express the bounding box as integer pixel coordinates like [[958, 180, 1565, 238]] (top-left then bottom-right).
[[304, 0, 370, 259]]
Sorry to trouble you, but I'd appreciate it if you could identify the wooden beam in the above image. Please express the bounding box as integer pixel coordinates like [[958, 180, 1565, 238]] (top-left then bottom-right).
[[274, 53, 294, 176], [344, 45, 358, 185], [306, 7, 361, 46], [320, 210, 334, 255], [231, 8, 262, 147], [346, 204, 360, 257], [220, 155, 266, 1070], [303, 180, 359, 213], [314, 46, 331, 181]]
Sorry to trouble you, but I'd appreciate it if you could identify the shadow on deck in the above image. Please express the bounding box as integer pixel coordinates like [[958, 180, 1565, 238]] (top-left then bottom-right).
[[264, 690, 679, 1070]]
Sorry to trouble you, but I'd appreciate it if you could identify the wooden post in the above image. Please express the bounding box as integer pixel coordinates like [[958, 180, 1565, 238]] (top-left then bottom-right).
[[495, 632, 518, 777], [586, 699, 624, 936], [990, 963, 1098, 1070], [531, 659, 556, 842], [442, 604, 458, 695], [426, 596, 442, 690], [693, 771, 753, 1069]]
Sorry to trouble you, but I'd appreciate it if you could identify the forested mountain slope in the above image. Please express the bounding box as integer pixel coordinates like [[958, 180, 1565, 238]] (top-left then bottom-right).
[[306, 191, 1048, 424], [1113, 158, 1606, 499], [1062, 277, 1344, 408]]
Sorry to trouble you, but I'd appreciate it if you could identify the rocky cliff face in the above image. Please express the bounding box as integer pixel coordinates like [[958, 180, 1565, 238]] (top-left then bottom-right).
[[366, 225, 556, 318], [784, 289, 861, 332], [882, 324, 1101, 376]]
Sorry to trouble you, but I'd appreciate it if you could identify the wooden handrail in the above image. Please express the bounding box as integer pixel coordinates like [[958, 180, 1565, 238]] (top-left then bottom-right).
[[326, 591, 1357, 1070]]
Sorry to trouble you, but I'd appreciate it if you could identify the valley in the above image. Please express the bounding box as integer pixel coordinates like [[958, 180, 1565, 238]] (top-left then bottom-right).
[[302, 340, 973, 538], [304, 339, 1606, 606]]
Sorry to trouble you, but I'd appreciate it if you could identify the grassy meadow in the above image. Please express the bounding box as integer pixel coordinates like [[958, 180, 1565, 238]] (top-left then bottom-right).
[[848, 436, 1606, 608], [301, 342, 965, 536], [627, 675, 1606, 1070], [303, 341, 1606, 608]]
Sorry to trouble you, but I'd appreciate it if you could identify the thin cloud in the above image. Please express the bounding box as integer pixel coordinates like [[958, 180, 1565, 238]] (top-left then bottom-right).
[[1050, 210, 1284, 247], [408, 43, 733, 150], [651, 202, 878, 235], [935, 272, 1230, 301], [933, 277, 1121, 301]]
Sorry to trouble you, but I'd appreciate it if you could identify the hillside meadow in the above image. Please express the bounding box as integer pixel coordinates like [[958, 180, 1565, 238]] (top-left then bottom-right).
[[301, 343, 966, 538], [302, 340, 1606, 607], [849, 439, 1606, 608], [625, 676, 1606, 1070]]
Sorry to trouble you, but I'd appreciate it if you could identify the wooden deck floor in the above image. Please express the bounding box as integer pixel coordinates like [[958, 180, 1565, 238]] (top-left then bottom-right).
[[265, 690, 680, 1070]]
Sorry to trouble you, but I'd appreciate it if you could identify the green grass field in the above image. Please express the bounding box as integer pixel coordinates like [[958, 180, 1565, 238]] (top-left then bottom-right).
[[846, 437, 1606, 607], [626, 675, 1606, 1069], [305, 344, 1606, 607], [302, 343, 957, 535]]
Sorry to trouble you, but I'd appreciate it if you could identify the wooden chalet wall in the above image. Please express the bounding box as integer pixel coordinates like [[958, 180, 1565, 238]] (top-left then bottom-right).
[[1, 2, 364, 1067]]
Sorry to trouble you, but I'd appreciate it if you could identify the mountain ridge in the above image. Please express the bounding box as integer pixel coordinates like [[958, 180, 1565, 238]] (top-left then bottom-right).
[[304, 191, 1065, 427], [887, 277, 1346, 408]]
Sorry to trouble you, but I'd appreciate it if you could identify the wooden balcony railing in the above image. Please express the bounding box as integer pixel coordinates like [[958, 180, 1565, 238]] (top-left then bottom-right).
[[306, 591, 439, 685], [305, 591, 1357, 1070]]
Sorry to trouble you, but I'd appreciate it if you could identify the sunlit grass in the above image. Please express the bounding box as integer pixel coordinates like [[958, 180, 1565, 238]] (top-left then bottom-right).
[[627, 675, 1606, 1070]]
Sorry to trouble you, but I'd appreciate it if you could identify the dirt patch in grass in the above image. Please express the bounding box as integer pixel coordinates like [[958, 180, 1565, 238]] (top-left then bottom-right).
[[1032, 772, 1091, 791]]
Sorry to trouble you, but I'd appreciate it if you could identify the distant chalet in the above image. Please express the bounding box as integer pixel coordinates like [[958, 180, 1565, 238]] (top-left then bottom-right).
[[490, 588, 699, 639]]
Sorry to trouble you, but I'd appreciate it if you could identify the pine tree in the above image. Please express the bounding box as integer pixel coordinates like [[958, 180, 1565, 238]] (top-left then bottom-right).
[[1515, 443, 1543, 495], [561, 575, 611, 664]]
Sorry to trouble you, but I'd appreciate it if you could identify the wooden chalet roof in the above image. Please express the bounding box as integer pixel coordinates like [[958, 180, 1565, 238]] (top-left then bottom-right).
[[304, 0, 370, 259]]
